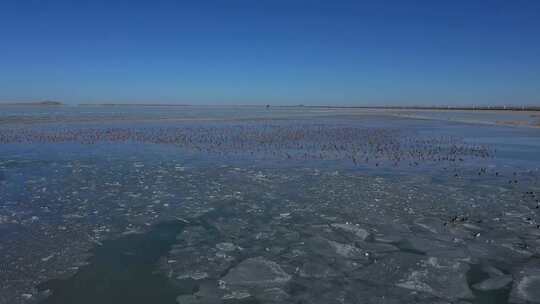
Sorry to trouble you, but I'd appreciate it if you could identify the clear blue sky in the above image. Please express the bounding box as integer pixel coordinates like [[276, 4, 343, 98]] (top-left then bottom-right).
[[1, 0, 539, 105]]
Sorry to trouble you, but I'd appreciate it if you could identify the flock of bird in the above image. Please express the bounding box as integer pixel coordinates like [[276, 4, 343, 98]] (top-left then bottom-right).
[[0, 124, 493, 166]]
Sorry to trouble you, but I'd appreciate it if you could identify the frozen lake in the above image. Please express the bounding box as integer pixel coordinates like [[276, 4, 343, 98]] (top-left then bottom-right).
[[1, 106, 539, 304]]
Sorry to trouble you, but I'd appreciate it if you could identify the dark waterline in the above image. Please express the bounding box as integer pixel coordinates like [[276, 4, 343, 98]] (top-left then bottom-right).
[[38, 221, 185, 304]]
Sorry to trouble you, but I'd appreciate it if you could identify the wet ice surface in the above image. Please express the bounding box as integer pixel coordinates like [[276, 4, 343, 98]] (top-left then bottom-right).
[[1, 107, 540, 304]]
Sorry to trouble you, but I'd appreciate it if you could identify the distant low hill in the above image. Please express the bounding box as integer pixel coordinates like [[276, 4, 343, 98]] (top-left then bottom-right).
[[0, 101, 63, 106]]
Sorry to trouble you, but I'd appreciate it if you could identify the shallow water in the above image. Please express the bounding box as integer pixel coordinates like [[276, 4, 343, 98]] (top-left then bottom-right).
[[1, 106, 539, 304], [38, 221, 185, 304]]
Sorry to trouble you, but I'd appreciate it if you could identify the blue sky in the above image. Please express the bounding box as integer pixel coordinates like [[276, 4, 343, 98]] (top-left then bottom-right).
[[1, 0, 539, 105]]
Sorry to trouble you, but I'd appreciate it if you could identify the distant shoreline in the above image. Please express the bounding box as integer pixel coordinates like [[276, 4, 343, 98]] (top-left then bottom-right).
[[291, 105, 540, 112], [1, 102, 539, 112], [78, 104, 540, 111], [78, 103, 191, 107]]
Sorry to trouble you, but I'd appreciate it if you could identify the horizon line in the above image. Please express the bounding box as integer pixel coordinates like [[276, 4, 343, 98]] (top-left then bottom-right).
[[1, 101, 539, 111]]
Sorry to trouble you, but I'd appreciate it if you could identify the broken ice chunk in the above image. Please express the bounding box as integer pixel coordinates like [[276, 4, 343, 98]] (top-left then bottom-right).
[[510, 260, 540, 303], [472, 275, 512, 291], [331, 223, 370, 241], [216, 242, 236, 252], [221, 257, 291, 288]]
